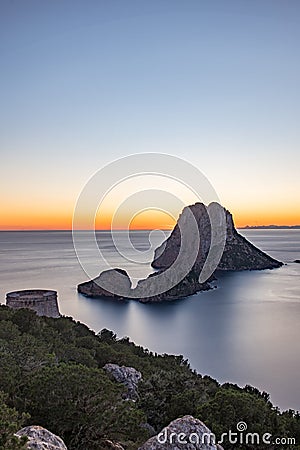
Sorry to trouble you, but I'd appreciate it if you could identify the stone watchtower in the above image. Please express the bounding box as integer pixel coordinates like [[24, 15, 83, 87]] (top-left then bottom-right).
[[6, 290, 60, 318]]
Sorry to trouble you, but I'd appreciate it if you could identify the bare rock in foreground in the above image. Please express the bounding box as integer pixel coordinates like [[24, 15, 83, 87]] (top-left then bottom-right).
[[16, 426, 67, 450], [104, 363, 142, 400], [139, 415, 223, 450], [101, 440, 125, 450]]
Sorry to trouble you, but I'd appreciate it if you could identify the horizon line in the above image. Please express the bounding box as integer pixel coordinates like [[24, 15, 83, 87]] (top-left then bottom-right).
[[0, 228, 173, 232], [1, 225, 300, 232]]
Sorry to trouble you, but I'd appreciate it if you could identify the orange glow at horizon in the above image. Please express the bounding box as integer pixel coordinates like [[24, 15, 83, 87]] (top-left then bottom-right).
[[95, 209, 176, 230], [0, 202, 73, 230], [1, 206, 300, 230], [0, 214, 72, 231], [128, 209, 176, 230], [232, 206, 300, 228], [233, 211, 300, 228]]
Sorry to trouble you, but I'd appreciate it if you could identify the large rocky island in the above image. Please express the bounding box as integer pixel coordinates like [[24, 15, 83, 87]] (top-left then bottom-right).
[[78, 202, 282, 302]]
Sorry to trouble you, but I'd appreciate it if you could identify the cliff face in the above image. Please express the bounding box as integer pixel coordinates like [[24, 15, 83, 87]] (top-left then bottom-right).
[[77, 203, 282, 302], [152, 203, 282, 272]]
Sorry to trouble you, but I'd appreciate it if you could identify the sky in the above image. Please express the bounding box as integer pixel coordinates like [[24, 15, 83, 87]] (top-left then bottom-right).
[[1, 0, 299, 230]]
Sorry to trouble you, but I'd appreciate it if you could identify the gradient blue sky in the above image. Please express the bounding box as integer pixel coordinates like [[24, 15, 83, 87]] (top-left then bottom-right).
[[1, 0, 299, 228]]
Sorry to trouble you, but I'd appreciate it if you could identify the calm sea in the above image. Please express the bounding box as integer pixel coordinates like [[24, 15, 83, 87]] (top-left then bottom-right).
[[0, 229, 299, 411]]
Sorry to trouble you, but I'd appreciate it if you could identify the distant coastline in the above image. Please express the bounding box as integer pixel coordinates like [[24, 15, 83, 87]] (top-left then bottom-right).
[[240, 225, 300, 229]]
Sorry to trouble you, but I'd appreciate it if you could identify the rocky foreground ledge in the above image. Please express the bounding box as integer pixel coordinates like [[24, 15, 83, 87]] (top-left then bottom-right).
[[16, 426, 67, 449], [16, 417, 223, 450], [139, 415, 224, 450], [78, 202, 282, 302], [16, 365, 223, 450]]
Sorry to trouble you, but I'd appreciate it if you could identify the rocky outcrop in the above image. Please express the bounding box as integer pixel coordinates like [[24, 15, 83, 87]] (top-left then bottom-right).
[[78, 267, 211, 303], [78, 203, 282, 303], [139, 415, 223, 449], [101, 440, 125, 450], [16, 426, 67, 450], [135, 271, 211, 303], [78, 268, 131, 299], [104, 363, 142, 400], [153, 203, 282, 271]]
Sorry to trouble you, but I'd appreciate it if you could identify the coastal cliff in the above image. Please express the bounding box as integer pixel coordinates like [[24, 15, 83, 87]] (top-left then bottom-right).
[[78, 203, 282, 302]]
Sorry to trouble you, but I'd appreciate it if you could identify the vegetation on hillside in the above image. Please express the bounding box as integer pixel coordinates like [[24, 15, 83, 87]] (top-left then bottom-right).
[[0, 305, 299, 449]]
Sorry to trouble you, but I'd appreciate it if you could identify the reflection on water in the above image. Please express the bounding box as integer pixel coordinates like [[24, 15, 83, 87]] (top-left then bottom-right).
[[0, 230, 299, 411]]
